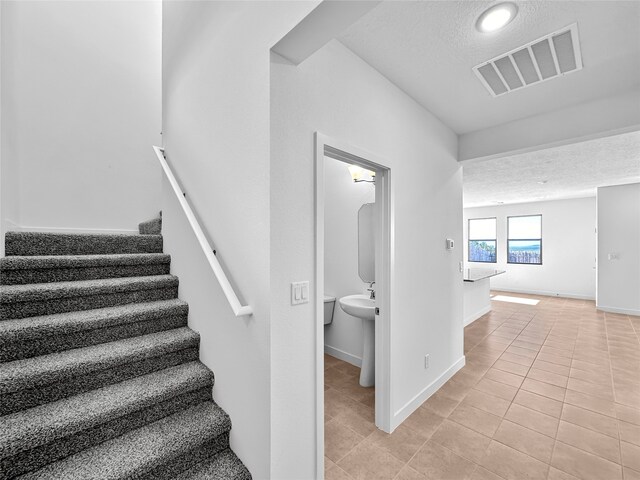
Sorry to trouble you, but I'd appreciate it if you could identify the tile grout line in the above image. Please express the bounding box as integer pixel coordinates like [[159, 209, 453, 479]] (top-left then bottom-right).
[[327, 296, 634, 480], [393, 298, 526, 480], [603, 311, 624, 475], [490, 302, 560, 479], [459, 302, 548, 478]]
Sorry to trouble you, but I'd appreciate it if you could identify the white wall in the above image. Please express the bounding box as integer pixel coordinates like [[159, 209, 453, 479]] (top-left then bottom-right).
[[0, 0, 161, 239], [1, 1, 19, 254], [464, 197, 597, 300], [323, 156, 375, 365], [597, 183, 640, 315], [271, 40, 463, 461], [162, 2, 318, 478], [459, 90, 640, 162]]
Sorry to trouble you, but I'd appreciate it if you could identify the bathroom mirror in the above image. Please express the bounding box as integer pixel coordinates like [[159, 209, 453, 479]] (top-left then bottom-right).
[[358, 203, 375, 283]]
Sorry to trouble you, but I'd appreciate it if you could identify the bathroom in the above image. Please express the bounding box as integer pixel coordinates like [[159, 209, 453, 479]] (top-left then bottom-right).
[[324, 155, 377, 430]]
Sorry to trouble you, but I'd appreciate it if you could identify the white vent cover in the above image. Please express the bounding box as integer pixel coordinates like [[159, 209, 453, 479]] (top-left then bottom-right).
[[473, 23, 583, 97]]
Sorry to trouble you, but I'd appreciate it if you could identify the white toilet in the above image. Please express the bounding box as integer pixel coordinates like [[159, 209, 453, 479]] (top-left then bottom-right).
[[324, 296, 336, 325]]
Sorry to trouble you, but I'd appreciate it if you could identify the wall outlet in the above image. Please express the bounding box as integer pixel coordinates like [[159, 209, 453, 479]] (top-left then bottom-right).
[[424, 354, 430, 369]]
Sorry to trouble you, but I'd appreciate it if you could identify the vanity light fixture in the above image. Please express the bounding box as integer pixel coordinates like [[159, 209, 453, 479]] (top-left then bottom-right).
[[476, 2, 518, 33], [348, 165, 376, 184]]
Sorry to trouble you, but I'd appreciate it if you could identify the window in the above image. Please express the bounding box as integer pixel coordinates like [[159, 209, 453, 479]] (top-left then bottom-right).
[[468, 217, 497, 263], [507, 215, 542, 264]]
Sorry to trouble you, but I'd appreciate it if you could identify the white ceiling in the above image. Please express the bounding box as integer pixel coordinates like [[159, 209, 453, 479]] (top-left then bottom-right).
[[332, 1, 640, 206], [339, 1, 640, 135], [463, 130, 640, 207]]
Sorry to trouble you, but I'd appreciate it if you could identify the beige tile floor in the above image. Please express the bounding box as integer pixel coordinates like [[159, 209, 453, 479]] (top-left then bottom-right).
[[324, 291, 640, 480]]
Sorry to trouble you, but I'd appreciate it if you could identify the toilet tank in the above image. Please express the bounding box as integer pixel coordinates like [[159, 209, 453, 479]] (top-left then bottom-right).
[[324, 296, 336, 325]]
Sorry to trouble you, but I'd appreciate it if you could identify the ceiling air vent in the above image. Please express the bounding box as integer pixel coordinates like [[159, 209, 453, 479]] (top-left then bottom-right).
[[473, 23, 583, 97]]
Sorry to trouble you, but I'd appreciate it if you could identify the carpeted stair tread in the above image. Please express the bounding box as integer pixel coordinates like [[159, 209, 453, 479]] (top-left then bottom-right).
[[0, 253, 172, 285], [0, 275, 180, 320], [0, 299, 189, 361], [5, 232, 163, 256], [0, 327, 199, 395], [0, 361, 213, 460], [2, 229, 250, 478], [0, 299, 188, 340], [173, 449, 252, 480], [0, 253, 170, 271], [0, 275, 178, 304], [16, 401, 231, 480]]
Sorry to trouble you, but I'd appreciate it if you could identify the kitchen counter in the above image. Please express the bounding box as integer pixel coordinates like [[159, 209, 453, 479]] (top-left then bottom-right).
[[463, 268, 505, 326], [464, 268, 506, 282]]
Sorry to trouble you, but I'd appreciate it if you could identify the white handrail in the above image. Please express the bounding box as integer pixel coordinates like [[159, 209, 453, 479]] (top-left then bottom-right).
[[153, 146, 253, 317]]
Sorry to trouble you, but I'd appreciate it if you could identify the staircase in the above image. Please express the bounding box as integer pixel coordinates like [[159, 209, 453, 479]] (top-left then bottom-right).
[[0, 230, 251, 479]]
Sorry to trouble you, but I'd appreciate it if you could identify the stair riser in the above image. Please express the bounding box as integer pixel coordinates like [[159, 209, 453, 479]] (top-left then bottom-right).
[[1, 388, 212, 480], [5, 233, 163, 256], [0, 348, 199, 416], [0, 314, 188, 362], [139, 218, 162, 235], [1, 263, 171, 285], [174, 449, 252, 480], [141, 433, 230, 480], [0, 286, 178, 320]]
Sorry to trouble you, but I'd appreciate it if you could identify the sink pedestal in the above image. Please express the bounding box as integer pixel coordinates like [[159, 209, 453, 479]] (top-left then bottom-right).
[[337, 294, 376, 388], [360, 318, 375, 387]]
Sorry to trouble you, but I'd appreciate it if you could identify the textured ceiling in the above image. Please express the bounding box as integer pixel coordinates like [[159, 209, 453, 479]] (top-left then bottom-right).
[[463, 131, 640, 207], [339, 1, 640, 134]]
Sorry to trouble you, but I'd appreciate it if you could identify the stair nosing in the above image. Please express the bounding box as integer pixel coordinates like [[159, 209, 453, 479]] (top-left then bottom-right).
[[0, 253, 171, 271], [0, 275, 179, 304], [0, 361, 213, 459], [0, 327, 199, 395], [174, 448, 251, 480], [0, 299, 188, 340], [15, 401, 231, 480]]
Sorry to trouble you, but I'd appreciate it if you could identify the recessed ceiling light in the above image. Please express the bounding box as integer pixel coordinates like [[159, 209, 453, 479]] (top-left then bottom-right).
[[476, 3, 518, 33], [537, 180, 548, 184]]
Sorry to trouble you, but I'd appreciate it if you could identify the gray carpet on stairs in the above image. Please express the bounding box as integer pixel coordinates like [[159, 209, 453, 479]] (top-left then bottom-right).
[[139, 212, 162, 235], [5, 232, 163, 256], [174, 449, 252, 480], [0, 275, 179, 320], [15, 402, 231, 480], [0, 231, 251, 479], [0, 299, 189, 362], [0, 253, 171, 285]]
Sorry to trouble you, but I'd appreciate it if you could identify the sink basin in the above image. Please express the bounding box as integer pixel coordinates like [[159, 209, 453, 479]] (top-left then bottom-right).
[[338, 294, 375, 321], [338, 294, 376, 387]]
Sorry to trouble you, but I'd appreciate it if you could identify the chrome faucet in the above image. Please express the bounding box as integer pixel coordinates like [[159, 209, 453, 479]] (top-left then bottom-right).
[[367, 281, 376, 300]]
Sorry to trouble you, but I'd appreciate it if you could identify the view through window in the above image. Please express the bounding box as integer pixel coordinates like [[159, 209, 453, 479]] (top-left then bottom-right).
[[468, 217, 497, 263], [507, 215, 542, 264]]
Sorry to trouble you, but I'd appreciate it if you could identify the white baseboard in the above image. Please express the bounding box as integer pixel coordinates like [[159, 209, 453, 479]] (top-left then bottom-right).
[[492, 286, 595, 301], [324, 345, 362, 368], [4, 219, 20, 229], [596, 304, 640, 317], [6, 224, 137, 235], [464, 305, 491, 327], [391, 356, 466, 431]]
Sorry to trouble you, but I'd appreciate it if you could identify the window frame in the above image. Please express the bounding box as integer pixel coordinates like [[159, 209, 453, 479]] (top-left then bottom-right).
[[507, 214, 543, 265], [468, 217, 497, 264]]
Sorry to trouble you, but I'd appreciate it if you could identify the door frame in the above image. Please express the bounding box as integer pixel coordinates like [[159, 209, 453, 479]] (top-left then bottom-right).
[[314, 132, 393, 478]]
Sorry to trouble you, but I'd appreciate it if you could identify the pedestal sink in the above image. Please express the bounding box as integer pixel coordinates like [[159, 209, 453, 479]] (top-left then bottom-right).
[[338, 294, 376, 387]]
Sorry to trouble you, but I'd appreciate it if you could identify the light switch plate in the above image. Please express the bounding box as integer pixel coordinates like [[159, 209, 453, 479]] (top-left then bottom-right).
[[291, 281, 310, 305]]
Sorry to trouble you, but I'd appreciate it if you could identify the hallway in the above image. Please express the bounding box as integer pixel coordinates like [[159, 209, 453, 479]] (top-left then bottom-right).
[[325, 293, 640, 480]]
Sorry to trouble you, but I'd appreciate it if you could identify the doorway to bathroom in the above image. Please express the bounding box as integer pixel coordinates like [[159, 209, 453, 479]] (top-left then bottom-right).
[[314, 133, 392, 477]]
